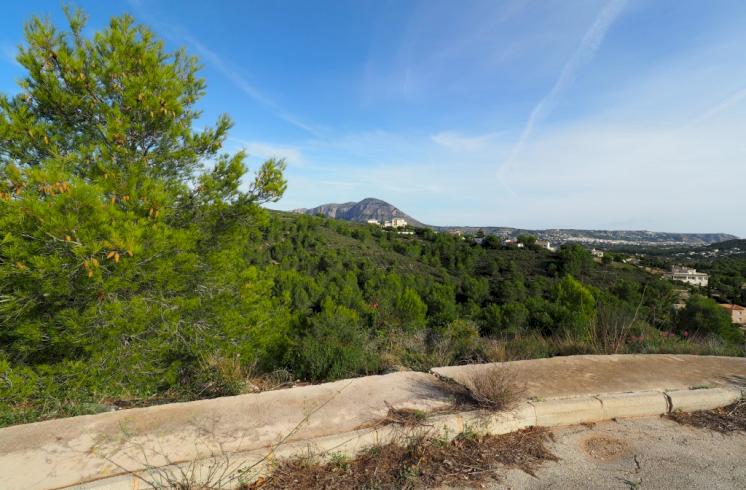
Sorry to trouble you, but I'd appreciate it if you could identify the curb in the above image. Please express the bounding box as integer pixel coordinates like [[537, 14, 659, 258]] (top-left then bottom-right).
[[68, 386, 744, 490], [667, 387, 741, 412]]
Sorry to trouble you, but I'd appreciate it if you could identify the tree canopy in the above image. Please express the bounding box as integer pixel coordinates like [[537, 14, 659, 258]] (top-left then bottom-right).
[[0, 9, 286, 425]]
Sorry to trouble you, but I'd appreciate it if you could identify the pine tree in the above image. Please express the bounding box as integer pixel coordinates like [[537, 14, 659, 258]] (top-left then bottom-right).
[[0, 8, 287, 423]]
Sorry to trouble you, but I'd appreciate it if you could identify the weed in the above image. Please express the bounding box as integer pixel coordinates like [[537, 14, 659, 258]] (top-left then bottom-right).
[[452, 364, 526, 411]]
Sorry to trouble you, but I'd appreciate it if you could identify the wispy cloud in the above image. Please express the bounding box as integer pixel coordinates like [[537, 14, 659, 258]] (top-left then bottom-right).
[[431, 130, 502, 151], [232, 139, 305, 166], [690, 84, 746, 126], [501, 0, 627, 177]]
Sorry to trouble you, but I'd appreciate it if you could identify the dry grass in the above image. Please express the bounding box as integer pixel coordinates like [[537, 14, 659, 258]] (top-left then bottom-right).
[[668, 398, 746, 434], [247, 427, 557, 490], [357, 403, 432, 430], [449, 365, 526, 411], [381, 404, 429, 427]]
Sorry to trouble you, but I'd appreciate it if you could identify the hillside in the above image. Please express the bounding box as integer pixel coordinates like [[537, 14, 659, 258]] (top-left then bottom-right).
[[706, 239, 746, 252], [293, 198, 737, 246], [293, 197, 425, 227]]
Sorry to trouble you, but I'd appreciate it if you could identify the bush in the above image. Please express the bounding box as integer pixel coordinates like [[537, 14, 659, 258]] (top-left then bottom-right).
[[454, 365, 525, 411], [290, 301, 379, 381], [676, 295, 744, 345], [551, 275, 596, 340], [429, 320, 481, 366], [183, 354, 249, 399]]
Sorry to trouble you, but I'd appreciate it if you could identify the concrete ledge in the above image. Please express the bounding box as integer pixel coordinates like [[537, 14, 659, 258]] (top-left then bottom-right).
[[532, 396, 604, 426], [71, 387, 743, 490], [2, 354, 745, 490], [598, 391, 669, 420], [667, 387, 742, 413]]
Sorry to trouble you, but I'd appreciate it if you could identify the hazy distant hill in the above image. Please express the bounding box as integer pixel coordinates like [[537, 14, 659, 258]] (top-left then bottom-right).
[[293, 197, 425, 227], [705, 239, 746, 251], [292, 198, 737, 246]]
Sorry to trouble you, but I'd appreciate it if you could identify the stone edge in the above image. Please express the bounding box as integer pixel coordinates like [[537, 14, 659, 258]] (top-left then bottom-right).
[[64, 386, 743, 490]]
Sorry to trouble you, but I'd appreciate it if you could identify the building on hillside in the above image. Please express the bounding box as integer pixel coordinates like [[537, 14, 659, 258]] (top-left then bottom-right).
[[663, 266, 709, 287], [591, 248, 604, 258], [391, 218, 408, 228], [504, 238, 524, 248], [536, 240, 555, 251], [719, 304, 746, 325], [366, 219, 380, 225]]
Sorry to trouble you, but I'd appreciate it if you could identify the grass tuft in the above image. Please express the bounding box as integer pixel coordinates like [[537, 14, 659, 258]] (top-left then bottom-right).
[[450, 365, 526, 411]]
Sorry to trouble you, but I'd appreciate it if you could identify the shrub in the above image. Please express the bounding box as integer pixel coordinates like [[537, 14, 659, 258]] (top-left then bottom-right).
[[454, 365, 525, 411], [187, 354, 248, 399], [290, 301, 379, 381], [552, 275, 596, 340], [429, 320, 481, 366], [676, 295, 744, 345]]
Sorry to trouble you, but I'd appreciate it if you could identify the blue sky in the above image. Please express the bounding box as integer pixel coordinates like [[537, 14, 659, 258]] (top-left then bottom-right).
[[2, 1, 745, 236]]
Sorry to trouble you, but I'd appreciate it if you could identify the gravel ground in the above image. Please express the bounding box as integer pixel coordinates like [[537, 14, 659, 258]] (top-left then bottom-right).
[[481, 416, 746, 489]]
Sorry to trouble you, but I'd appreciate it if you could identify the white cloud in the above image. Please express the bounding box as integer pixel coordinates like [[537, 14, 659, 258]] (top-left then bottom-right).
[[502, 0, 627, 174], [431, 130, 502, 151], [233, 139, 305, 166]]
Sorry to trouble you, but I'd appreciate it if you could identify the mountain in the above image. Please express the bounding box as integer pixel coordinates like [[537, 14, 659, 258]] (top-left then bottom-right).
[[292, 198, 737, 246], [293, 197, 425, 227]]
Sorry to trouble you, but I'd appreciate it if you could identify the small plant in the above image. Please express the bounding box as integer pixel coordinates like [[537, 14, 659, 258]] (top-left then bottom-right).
[[454, 364, 526, 411], [328, 451, 350, 471]]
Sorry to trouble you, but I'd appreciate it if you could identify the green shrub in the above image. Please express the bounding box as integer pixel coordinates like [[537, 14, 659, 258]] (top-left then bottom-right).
[[676, 295, 744, 345], [290, 300, 379, 381]]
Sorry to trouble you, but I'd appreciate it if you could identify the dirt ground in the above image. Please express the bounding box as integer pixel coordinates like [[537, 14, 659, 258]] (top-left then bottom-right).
[[479, 416, 746, 489]]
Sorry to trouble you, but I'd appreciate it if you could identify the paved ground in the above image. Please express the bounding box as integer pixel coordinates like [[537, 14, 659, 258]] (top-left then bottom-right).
[[487, 417, 746, 489], [433, 354, 746, 398]]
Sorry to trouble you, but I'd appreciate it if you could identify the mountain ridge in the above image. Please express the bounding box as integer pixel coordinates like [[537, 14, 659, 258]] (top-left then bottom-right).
[[291, 198, 738, 245], [293, 197, 425, 227]]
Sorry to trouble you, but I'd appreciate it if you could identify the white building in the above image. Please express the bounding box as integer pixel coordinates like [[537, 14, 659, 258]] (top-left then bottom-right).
[[591, 248, 604, 258], [369, 217, 408, 229], [664, 266, 709, 287], [536, 240, 555, 251]]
